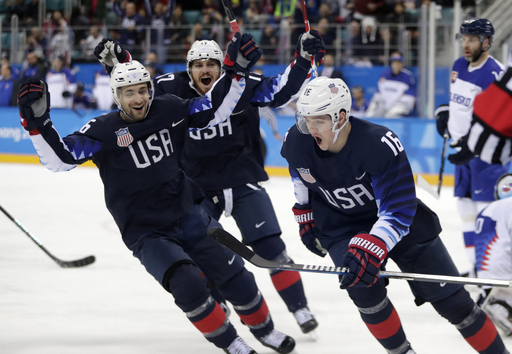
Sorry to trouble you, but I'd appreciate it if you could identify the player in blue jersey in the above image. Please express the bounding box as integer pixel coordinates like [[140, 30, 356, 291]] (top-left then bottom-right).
[[17, 36, 296, 354], [282, 76, 508, 354], [94, 30, 326, 334], [436, 18, 511, 278], [474, 173, 512, 336], [365, 51, 416, 118]]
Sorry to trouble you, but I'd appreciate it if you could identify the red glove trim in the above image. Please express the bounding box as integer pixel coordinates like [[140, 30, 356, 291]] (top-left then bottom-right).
[[292, 205, 314, 224], [348, 233, 388, 262]]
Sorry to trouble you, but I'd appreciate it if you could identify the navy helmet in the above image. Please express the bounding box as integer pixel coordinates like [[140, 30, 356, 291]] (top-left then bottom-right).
[[457, 18, 494, 44]]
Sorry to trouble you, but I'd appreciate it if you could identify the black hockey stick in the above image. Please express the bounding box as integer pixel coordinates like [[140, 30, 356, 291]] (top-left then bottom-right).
[[208, 227, 511, 288], [437, 133, 450, 196], [0, 205, 95, 268], [220, 0, 240, 34]]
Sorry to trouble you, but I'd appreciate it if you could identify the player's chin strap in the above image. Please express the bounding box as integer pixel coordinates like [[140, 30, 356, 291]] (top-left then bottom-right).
[[332, 115, 349, 144]]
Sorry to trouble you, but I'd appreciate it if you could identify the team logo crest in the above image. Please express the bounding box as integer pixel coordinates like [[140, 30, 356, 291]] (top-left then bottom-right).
[[297, 168, 316, 184], [328, 83, 338, 94], [451, 71, 458, 83], [116, 127, 134, 147]]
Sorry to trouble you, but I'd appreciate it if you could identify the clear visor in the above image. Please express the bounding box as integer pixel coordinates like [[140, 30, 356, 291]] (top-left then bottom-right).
[[295, 114, 334, 135], [455, 33, 483, 45]]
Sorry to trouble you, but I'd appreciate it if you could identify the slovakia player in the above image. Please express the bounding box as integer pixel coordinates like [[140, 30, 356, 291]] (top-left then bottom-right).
[[466, 53, 512, 165], [475, 173, 512, 336], [94, 30, 326, 334], [17, 36, 295, 354], [365, 51, 416, 118], [282, 76, 508, 354], [435, 19, 510, 277]]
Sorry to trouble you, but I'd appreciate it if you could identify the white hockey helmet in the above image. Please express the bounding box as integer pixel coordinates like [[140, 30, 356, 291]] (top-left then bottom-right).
[[494, 173, 512, 200], [296, 77, 351, 141], [186, 40, 223, 73], [110, 60, 154, 120]]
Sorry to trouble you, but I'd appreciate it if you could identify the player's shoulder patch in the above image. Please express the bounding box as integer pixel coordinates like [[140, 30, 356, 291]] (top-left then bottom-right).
[[451, 70, 458, 83]]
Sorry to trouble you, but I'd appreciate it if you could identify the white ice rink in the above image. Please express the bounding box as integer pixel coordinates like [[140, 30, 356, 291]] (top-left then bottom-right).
[[0, 162, 510, 354]]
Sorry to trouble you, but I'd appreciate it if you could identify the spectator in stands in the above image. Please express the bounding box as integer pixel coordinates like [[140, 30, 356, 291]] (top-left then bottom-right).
[[49, 17, 73, 65], [351, 85, 369, 117], [189, 22, 212, 42], [92, 67, 114, 111], [316, 17, 338, 54], [259, 25, 278, 63], [365, 51, 416, 118], [73, 81, 97, 109], [21, 50, 47, 80], [168, 4, 189, 62], [26, 27, 49, 60], [113, 1, 146, 58], [314, 3, 337, 24], [81, 26, 102, 62], [21, 0, 39, 28], [245, 0, 271, 27], [383, 0, 419, 61], [45, 55, 77, 109], [1, 54, 20, 80], [352, 0, 386, 21], [0, 64, 19, 106], [144, 52, 164, 76], [70, 6, 91, 46], [146, 0, 172, 64], [350, 17, 384, 66], [320, 53, 344, 79]]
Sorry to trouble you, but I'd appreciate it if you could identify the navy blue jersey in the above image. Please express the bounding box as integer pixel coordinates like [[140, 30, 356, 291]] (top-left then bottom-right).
[[281, 117, 420, 251], [27, 74, 245, 248], [154, 58, 311, 190]]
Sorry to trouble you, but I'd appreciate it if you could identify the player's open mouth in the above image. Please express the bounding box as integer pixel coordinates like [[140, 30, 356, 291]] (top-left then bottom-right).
[[201, 77, 212, 86], [132, 105, 144, 112], [314, 136, 322, 145]]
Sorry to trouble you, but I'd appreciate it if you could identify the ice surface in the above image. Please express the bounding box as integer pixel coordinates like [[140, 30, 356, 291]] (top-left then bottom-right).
[[0, 163, 509, 353]]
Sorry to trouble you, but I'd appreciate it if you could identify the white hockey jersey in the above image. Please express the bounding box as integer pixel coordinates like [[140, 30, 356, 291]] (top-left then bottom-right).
[[93, 71, 114, 111], [448, 55, 504, 142], [475, 197, 512, 280], [46, 68, 77, 109]]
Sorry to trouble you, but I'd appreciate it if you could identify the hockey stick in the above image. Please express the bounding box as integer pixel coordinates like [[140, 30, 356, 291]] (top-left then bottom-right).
[[208, 227, 511, 288], [219, 0, 240, 34], [416, 134, 450, 199], [0, 205, 95, 268], [300, 0, 318, 77]]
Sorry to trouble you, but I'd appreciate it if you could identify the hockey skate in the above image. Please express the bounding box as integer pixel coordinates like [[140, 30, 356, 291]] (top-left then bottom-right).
[[293, 307, 318, 333], [224, 336, 257, 354], [256, 329, 295, 354]]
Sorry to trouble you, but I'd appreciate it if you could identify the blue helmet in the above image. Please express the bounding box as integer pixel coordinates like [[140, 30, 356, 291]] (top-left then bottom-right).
[[458, 18, 494, 44]]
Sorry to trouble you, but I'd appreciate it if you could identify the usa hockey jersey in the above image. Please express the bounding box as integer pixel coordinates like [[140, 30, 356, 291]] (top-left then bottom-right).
[[449, 55, 504, 141], [26, 74, 245, 248], [281, 117, 438, 252], [154, 57, 311, 191]]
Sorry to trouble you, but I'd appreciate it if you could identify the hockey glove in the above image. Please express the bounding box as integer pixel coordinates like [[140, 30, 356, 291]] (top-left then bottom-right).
[[435, 104, 450, 138], [94, 38, 131, 68], [292, 204, 327, 258], [295, 29, 326, 66], [448, 134, 475, 165], [18, 78, 51, 132], [223, 32, 261, 77], [239, 33, 262, 70], [339, 233, 387, 289]]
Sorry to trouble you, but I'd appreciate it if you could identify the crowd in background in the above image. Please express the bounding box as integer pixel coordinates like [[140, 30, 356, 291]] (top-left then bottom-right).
[[0, 0, 476, 113]]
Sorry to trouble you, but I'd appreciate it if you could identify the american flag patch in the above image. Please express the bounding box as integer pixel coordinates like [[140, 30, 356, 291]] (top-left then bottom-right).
[[297, 168, 316, 184], [116, 128, 134, 147], [329, 83, 338, 94]]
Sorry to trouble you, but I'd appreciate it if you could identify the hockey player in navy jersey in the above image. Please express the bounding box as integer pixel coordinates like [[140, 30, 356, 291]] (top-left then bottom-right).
[[474, 173, 512, 336], [94, 30, 326, 334], [436, 18, 510, 278], [18, 35, 295, 354], [282, 76, 508, 354]]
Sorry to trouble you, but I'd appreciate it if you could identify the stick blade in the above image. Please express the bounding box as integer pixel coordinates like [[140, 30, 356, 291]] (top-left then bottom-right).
[[416, 175, 439, 199], [208, 228, 255, 261], [58, 255, 96, 268]]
